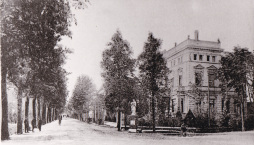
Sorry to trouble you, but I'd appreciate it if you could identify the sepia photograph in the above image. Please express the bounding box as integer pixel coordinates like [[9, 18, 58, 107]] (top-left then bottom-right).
[[1, 0, 254, 144]]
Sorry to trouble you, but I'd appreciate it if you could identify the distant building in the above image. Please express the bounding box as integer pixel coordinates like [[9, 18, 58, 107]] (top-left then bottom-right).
[[163, 30, 246, 119]]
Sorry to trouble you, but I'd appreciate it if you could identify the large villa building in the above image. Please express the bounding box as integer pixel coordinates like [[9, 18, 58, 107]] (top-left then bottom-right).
[[163, 30, 245, 118]]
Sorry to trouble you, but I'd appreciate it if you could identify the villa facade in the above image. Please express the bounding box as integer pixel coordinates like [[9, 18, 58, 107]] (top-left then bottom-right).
[[163, 30, 246, 118]]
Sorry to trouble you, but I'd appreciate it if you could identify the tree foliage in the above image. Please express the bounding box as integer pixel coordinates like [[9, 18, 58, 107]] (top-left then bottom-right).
[[1, 0, 78, 139], [101, 30, 136, 131], [218, 47, 254, 131], [137, 33, 170, 132], [70, 75, 96, 114]]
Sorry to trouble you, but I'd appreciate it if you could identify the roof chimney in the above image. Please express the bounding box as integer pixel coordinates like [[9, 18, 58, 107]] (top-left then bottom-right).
[[194, 30, 199, 40]]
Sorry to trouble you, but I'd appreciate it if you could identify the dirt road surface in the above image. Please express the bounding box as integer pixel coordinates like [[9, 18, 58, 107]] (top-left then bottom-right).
[[2, 118, 254, 145]]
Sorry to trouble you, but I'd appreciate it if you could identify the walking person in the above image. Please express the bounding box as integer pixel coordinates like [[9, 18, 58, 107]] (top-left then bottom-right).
[[58, 115, 62, 125], [31, 118, 36, 132], [38, 119, 42, 131], [24, 118, 29, 133], [181, 122, 187, 137]]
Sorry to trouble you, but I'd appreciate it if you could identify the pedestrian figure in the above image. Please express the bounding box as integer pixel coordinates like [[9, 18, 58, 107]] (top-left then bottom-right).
[[181, 123, 187, 137], [38, 119, 42, 131], [31, 118, 36, 132], [24, 118, 29, 133], [59, 115, 62, 125]]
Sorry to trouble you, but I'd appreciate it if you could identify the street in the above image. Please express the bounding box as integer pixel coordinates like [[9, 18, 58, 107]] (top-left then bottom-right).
[[1, 117, 254, 145]]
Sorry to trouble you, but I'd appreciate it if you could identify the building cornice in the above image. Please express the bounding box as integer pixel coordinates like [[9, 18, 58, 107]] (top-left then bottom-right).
[[163, 39, 223, 59]]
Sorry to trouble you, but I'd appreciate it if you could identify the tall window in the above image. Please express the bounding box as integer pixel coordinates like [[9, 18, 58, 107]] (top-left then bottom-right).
[[195, 72, 202, 86], [226, 100, 230, 113], [207, 55, 210, 61], [210, 99, 215, 113], [208, 72, 215, 87], [199, 55, 203, 61], [178, 58, 180, 64], [181, 98, 184, 113], [234, 100, 241, 114], [171, 78, 174, 89], [172, 99, 175, 112], [194, 54, 197, 60], [196, 101, 201, 113], [212, 56, 216, 62], [179, 75, 182, 86], [222, 99, 225, 112]]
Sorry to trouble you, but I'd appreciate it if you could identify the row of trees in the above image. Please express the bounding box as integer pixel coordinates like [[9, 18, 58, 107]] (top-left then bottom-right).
[[218, 47, 254, 131], [67, 31, 169, 133], [67, 75, 107, 125], [1, 0, 89, 140], [67, 75, 96, 120], [101, 31, 170, 132]]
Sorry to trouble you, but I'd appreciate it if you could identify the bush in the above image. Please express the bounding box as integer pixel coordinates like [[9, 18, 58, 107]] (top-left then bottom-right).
[[165, 111, 182, 127], [245, 114, 254, 130], [105, 116, 116, 122], [184, 110, 196, 127], [220, 112, 230, 127], [97, 119, 102, 125], [158, 115, 168, 126], [167, 117, 181, 127], [87, 118, 92, 123], [137, 118, 152, 127], [194, 111, 218, 129], [228, 115, 241, 131], [195, 113, 208, 129]]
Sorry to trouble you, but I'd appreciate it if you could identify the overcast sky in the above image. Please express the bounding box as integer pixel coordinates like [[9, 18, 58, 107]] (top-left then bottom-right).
[[61, 0, 254, 97]]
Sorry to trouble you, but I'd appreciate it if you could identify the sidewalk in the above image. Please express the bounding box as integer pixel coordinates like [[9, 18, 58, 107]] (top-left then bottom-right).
[[2, 120, 67, 145]]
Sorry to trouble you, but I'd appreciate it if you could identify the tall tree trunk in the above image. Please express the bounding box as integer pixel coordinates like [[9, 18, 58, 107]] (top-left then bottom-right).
[[54, 108, 56, 120], [17, 88, 23, 134], [51, 108, 53, 121], [1, 66, 10, 140], [25, 96, 30, 121], [152, 95, 155, 133], [42, 103, 46, 125], [241, 101, 245, 131], [48, 106, 51, 122], [53, 108, 55, 121], [55, 109, 58, 120], [32, 97, 36, 122], [52, 108, 53, 121], [124, 114, 127, 130], [46, 105, 49, 123], [168, 97, 171, 118], [49, 107, 53, 122], [98, 106, 100, 124], [86, 111, 88, 122], [241, 85, 245, 131], [117, 110, 121, 131], [55, 109, 57, 120], [37, 97, 41, 120], [102, 108, 105, 125], [94, 105, 96, 122]]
